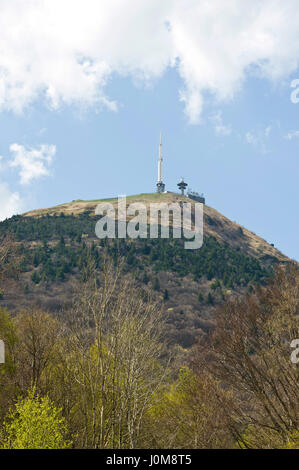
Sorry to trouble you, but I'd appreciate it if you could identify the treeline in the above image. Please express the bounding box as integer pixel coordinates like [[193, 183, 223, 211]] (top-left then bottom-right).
[[0, 257, 298, 449], [120, 236, 269, 287], [2, 213, 270, 288], [0, 212, 96, 242]]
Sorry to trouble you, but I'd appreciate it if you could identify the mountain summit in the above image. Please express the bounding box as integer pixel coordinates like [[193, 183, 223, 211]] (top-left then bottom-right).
[[0, 193, 290, 347]]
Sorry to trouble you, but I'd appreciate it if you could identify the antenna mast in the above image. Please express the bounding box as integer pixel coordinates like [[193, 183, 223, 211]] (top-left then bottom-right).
[[156, 133, 165, 193]]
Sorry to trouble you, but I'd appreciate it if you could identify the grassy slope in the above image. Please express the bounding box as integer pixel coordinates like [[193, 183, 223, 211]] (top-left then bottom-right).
[[23, 192, 289, 264]]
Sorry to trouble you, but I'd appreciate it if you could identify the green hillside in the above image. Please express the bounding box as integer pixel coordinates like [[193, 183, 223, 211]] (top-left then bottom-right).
[[0, 193, 289, 347]]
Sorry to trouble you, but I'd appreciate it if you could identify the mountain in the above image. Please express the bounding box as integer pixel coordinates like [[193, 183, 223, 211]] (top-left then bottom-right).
[[23, 192, 288, 263], [0, 193, 290, 348]]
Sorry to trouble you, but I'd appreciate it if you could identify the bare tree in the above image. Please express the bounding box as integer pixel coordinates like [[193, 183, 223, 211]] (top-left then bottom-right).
[[14, 310, 63, 394], [145, 367, 235, 449], [63, 257, 169, 449], [195, 264, 299, 448]]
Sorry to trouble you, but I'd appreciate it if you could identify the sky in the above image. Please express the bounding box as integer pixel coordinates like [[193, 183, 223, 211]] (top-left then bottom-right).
[[0, 0, 298, 261]]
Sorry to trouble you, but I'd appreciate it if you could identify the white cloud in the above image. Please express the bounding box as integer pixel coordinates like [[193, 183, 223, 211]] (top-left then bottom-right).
[[265, 126, 272, 137], [1, 1, 299, 122], [285, 130, 299, 140], [9, 143, 56, 185], [0, 182, 22, 220], [210, 111, 232, 136], [0, 156, 4, 172], [245, 125, 273, 153], [246, 132, 257, 146]]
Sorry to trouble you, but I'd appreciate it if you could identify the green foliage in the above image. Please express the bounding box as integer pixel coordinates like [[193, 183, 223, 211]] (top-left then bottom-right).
[[0, 309, 18, 423], [0, 213, 271, 289], [211, 279, 221, 290], [153, 277, 160, 291], [0, 387, 71, 449], [147, 367, 232, 449], [248, 284, 254, 294], [0, 308, 18, 375], [132, 235, 269, 288], [31, 271, 40, 284], [285, 431, 299, 449], [238, 425, 299, 450], [0, 213, 95, 242]]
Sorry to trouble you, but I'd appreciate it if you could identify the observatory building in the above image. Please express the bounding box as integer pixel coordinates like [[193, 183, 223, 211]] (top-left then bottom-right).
[[177, 177, 188, 196], [155, 134, 205, 204]]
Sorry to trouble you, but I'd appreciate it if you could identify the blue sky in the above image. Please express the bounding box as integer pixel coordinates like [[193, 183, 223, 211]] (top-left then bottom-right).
[[0, 1, 298, 261]]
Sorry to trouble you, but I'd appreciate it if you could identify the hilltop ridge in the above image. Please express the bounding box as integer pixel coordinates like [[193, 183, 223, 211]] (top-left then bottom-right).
[[23, 192, 289, 264]]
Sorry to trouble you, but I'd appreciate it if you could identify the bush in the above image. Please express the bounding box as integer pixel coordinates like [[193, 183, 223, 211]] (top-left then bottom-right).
[[0, 387, 71, 449]]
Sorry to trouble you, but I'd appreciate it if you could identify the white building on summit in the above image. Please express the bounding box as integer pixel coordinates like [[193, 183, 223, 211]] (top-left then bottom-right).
[[155, 133, 205, 204]]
